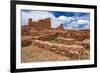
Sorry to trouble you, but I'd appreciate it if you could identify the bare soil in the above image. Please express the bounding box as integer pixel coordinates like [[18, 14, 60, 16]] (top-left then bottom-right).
[[22, 45, 70, 63]]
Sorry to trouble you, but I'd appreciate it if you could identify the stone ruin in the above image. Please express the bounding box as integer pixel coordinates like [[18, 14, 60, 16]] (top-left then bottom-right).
[[21, 18, 90, 60], [28, 18, 64, 30]]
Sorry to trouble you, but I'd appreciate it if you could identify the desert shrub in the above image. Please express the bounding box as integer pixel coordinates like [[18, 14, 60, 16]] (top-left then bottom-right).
[[80, 49, 90, 60], [30, 33, 39, 36], [21, 39, 32, 47], [46, 35, 57, 41], [40, 33, 58, 41], [21, 30, 30, 36]]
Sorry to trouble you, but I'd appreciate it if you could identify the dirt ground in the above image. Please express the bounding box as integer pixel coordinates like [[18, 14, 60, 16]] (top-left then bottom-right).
[[21, 45, 70, 63]]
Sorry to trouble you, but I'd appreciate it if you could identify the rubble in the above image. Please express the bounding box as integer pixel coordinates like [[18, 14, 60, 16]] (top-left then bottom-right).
[[21, 18, 90, 62]]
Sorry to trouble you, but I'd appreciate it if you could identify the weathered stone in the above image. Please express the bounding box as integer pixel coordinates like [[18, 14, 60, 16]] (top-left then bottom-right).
[[21, 17, 90, 61], [21, 26, 30, 36], [22, 39, 32, 47], [32, 40, 85, 60], [28, 18, 51, 30]]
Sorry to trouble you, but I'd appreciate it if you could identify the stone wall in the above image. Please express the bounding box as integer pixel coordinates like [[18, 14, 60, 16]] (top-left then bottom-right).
[[28, 18, 51, 30], [21, 26, 30, 36], [56, 24, 64, 30], [32, 40, 85, 60]]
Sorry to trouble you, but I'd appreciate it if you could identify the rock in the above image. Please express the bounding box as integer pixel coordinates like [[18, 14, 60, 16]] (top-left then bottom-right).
[[32, 40, 85, 60], [22, 39, 32, 47]]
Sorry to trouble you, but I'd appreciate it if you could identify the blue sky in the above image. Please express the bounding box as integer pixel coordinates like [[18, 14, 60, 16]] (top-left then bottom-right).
[[21, 9, 90, 29]]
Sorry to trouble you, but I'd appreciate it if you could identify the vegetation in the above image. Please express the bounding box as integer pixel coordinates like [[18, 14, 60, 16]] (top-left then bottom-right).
[[80, 49, 90, 60]]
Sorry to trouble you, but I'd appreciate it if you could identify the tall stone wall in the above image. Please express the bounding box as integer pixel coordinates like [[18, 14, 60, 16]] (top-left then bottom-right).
[[28, 18, 33, 27], [28, 18, 51, 30]]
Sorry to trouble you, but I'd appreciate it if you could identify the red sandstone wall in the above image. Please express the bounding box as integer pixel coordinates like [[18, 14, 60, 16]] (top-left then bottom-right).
[[28, 18, 51, 30]]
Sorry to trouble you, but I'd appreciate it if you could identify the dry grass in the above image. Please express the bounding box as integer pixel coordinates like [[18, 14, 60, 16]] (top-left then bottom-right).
[[80, 49, 90, 60]]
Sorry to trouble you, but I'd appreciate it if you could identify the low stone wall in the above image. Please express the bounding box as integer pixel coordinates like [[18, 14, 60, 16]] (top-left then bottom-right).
[[32, 33, 58, 41], [74, 39, 90, 49], [32, 40, 85, 60]]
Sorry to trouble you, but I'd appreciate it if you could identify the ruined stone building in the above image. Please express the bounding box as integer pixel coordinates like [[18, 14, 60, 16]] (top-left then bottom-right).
[[28, 17, 64, 30], [56, 24, 64, 30], [28, 18, 51, 30]]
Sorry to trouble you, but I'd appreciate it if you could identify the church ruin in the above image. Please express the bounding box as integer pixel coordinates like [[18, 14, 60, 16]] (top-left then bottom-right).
[[28, 18, 64, 30]]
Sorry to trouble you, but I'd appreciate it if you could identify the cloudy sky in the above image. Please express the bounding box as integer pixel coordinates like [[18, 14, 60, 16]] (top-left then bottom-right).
[[21, 9, 90, 29]]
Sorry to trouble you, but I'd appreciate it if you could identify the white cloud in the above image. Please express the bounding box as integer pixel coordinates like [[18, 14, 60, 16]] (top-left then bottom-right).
[[64, 19, 90, 29], [58, 16, 74, 22], [21, 10, 90, 29], [58, 16, 67, 20], [22, 11, 54, 25], [58, 15, 90, 29], [22, 11, 62, 28], [77, 19, 89, 24]]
